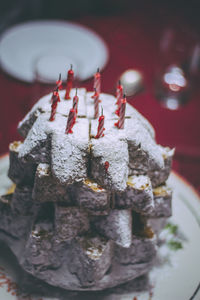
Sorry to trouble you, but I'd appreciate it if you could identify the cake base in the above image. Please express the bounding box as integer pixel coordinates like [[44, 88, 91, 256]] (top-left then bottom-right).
[[0, 229, 154, 291], [0, 240, 150, 299], [0, 186, 169, 291]]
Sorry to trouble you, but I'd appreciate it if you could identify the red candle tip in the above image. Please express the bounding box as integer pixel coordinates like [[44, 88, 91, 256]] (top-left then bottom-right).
[[104, 161, 109, 172], [115, 109, 120, 116], [65, 66, 74, 99]]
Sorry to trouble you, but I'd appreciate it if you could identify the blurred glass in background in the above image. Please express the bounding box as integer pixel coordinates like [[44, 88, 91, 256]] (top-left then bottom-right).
[[155, 25, 200, 109]]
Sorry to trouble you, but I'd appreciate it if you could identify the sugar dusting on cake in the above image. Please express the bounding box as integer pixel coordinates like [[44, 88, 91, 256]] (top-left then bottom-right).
[[18, 89, 167, 192]]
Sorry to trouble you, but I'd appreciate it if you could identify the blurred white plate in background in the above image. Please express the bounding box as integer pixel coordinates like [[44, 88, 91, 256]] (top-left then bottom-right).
[[0, 20, 109, 82]]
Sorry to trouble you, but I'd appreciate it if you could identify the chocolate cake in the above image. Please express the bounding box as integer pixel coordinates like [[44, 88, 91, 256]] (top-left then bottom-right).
[[0, 88, 174, 291]]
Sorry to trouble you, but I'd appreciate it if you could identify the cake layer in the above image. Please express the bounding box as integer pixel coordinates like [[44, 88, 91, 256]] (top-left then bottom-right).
[[33, 163, 71, 203], [91, 118, 164, 169], [86, 92, 155, 139], [0, 192, 158, 290], [115, 175, 154, 214], [115, 235, 157, 264], [11, 185, 39, 216], [93, 209, 132, 248], [86, 92, 118, 120], [124, 118, 164, 171], [18, 88, 87, 138], [0, 194, 33, 240], [16, 89, 174, 193], [68, 236, 113, 286], [148, 185, 172, 218], [21, 224, 61, 274], [72, 179, 111, 214], [90, 135, 129, 191], [148, 146, 175, 187], [90, 118, 165, 191], [8, 141, 37, 186], [55, 205, 90, 241], [32, 162, 171, 218], [18, 89, 155, 140], [86, 90, 141, 119], [18, 113, 53, 164], [51, 118, 89, 185], [18, 113, 90, 184], [146, 217, 168, 235]]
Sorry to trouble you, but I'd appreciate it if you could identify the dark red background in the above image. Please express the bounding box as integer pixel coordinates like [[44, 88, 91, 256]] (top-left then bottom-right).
[[0, 6, 200, 193]]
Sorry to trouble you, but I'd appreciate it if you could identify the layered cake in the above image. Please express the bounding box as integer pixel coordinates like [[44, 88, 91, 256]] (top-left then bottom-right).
[[0, 87, 174, 291]]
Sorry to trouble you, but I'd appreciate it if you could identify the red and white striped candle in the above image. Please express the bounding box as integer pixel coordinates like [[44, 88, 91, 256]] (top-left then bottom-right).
[[49, 101, 58, 121], [73, 88, 79, 115], [65, 108, 76, 134], [92, 68, 101, 98], [51, 88, 61, 103], [115, 81, 123, 116], [115, 95, 126, 129], [56, 73, 63, 90], [116, 81, 123, 105], [65, 65, 74, 100], [93, 89, 99, 119], [49, 89, 60, 121], [95, 108, 105, 138]]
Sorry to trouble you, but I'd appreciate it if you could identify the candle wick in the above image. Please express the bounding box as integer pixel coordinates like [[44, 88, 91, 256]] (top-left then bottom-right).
[[123, 94, 126, 98], [97, 67, 100, 73], [101, 106, 103, 116], [118, 80, 121, 85], [59, 73, 61, 81], [76, 88, 78, 96], [70, 64, 73, 70]]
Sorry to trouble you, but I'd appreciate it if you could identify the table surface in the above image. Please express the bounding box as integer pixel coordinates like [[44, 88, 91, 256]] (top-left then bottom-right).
[[0, 7, 199, 193]]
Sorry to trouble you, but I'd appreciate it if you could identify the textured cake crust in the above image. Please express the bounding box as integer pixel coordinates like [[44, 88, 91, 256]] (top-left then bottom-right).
[[115, 235, 157, 265], [94, 209, 132, 248], [148, 146, 175, 187], [32, 164, 71, 203], [90, 136, 129, 191], [91, 118, 164, 172], [115, 175, 154, 215], [8, 141, 37, 185]]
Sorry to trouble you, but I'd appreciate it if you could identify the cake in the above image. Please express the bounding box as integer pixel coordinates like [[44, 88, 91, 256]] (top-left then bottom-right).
[[0, 88, 174, 291]]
